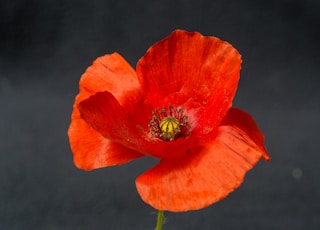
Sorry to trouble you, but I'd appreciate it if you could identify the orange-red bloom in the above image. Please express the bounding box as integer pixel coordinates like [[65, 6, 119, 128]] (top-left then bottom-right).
[[68, 30, 270, 212]]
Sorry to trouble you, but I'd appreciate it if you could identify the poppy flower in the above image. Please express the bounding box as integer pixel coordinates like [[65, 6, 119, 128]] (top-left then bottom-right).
[[68, 29, 270, 212]]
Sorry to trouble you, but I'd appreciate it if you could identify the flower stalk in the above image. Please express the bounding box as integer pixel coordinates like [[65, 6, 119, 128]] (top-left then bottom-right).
[[155, 210, 164, 230]]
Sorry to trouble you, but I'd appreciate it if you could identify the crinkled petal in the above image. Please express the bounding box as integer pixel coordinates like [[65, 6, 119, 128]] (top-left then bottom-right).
[[136, 30, 241, 131], [68, 95, 143, 170], [68, 53, 143, 170], [78, 91, 146, 149], [79, 52, 140, 104], [135, 108, 269, 212], [219, 108, 270, 161]]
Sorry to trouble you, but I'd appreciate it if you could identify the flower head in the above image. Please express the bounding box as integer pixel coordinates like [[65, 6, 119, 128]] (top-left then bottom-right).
[[68, 30, 270, 212]]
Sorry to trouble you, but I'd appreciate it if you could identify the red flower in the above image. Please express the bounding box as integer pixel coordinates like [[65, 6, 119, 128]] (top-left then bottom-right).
[[68, 30, 270, 212]]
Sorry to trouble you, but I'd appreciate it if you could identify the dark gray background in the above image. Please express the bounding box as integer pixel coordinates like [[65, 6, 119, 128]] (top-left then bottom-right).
[[1, 0, 319, 229]]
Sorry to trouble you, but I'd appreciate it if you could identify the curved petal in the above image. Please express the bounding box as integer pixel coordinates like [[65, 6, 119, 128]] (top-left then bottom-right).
[[68, 53, 143, 170], [136, 30, 241, 131], [79, 52, 140, 104], [68, 95, 143, 170], [78, 91, 146, 149], [218, 108, 270, 161], [135, 108, 269, 212]]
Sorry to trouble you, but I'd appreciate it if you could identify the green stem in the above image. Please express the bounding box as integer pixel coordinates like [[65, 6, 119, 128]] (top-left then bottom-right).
[[155, 210, 164, 230]]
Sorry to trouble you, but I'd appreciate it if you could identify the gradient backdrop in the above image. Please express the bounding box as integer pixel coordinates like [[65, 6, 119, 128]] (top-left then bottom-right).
[[1, 0, 319, 229]]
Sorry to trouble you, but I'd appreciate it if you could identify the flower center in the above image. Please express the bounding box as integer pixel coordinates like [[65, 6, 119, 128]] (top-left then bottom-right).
[[149, 105, 189, 141]]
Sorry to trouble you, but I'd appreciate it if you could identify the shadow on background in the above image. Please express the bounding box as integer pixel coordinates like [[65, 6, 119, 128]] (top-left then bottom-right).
[[0, 0, 319, 229]]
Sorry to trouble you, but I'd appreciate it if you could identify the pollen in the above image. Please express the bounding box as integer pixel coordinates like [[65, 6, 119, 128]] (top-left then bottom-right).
[[149, 105, 190, 141]]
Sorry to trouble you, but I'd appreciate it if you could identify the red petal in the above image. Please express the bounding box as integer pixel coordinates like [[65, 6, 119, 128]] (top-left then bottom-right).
[[79, 52, 140, 104], [68, 53, 143, 170], [135, 108, 269, 212], [68, 96, 143, 170], [141, 136, 198, 159], [78, 91, 147, 150], [136, 30, 241, 130], [219, 108, 270, 161]]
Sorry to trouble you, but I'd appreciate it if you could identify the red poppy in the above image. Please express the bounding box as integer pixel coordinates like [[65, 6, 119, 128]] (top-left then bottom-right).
[[68, 30, 270, 212]]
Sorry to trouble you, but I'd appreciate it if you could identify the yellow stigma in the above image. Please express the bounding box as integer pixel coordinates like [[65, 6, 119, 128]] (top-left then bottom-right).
[[159, 116, 180, 141]]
